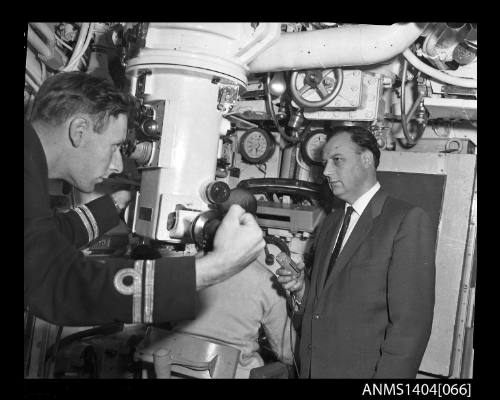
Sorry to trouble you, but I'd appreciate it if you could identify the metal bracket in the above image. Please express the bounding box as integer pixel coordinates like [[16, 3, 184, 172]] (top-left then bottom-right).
[[217, 84, 240, 113]]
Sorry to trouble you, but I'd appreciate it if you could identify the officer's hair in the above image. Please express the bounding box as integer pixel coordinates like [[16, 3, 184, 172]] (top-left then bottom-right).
[[30, 72, 135, 133], [328, 126, 380, 169]]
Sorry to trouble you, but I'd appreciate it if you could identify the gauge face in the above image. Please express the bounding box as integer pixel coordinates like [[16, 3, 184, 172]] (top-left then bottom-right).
[[244, 130, 267, 158], [240, 128, 275, 164], [301, 130, 327, 166]]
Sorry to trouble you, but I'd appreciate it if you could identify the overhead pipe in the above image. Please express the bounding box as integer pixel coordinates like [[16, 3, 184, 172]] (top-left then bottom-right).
[[27, 25, 52, 59], [27, 24, 64, 70], [25, 73, 39, 92], [248, 23, 428, 73], [30, 23, 56, 48], [403, 48, 477, 89], [25, 48, 43, 86]]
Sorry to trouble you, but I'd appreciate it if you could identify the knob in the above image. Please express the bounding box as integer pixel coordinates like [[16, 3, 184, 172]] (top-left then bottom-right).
[[205, 181, 231, 205], [141, 119, 159, 137]]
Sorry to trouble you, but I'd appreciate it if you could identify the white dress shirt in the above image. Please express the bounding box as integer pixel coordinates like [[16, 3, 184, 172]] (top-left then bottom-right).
[[335, 182, 381, 252]]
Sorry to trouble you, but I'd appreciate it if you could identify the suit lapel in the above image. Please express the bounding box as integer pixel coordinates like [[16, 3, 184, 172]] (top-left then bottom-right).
[[321, 189, 388, 294]]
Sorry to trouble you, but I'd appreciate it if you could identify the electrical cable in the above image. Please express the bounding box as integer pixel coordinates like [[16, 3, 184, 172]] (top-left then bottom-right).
[[40, 59, 46, 81], [62, 23, 88, 69], [295, 144, 311, 172], [397, 59, 426, 148], [55, 35, 73, 51], [403, 48, 477, 89], [73, 23, 94, 70], [44, 322, 124, 364], [265, 73, 300, 144], [62, 23, 94, 72]]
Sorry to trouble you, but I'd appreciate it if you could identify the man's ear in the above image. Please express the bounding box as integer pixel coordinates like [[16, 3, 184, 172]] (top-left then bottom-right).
[[68, 117, 90, 148], [361, 150, 373, 168]]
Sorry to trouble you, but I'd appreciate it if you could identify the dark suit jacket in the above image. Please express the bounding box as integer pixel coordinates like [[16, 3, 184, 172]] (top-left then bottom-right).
[[296, 188, 436, 378]]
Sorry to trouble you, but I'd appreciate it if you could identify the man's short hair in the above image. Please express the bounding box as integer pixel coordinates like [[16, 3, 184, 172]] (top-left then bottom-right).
[[30, 72, 135, 133], [328, 125, 380, 169]]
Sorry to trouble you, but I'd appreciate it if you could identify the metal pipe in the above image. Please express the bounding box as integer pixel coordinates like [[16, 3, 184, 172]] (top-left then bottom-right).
[[25, 73, 39, 92], [28, 24, 65, 70], [27, 25, 52, 58], [403, 48, 477, 89], [249, 23, 427, 73], [25, 48, 43, 85], [30, 23, 55, 47]]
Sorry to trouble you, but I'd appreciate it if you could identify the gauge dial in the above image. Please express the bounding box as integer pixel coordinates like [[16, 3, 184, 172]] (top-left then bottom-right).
[[301, 130, 327, 166], [239, 128, 275, 164]]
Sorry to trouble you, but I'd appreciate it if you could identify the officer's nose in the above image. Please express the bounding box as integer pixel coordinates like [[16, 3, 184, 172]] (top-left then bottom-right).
[[109, 147, 123, 174]]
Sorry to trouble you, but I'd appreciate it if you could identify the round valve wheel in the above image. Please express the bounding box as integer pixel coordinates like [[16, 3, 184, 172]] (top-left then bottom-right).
[[290, 68, 344, 109]]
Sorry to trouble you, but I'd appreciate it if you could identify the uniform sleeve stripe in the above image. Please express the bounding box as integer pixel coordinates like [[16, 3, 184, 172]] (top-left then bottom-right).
[[73, 207, 94, 242], [79, 204, 99, 240], [144, 260, 155, 323]]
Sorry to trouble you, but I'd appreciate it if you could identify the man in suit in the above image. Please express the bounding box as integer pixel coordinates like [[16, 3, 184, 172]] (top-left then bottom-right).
[[277, 126, 436, 378]]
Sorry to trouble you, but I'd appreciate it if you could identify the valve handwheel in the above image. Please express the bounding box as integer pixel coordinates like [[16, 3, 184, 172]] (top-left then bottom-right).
[[290, 68, 344, 109]]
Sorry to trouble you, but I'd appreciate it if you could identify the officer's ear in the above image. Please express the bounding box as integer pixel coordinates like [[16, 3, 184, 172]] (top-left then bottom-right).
[[68, 116, 91, 148]]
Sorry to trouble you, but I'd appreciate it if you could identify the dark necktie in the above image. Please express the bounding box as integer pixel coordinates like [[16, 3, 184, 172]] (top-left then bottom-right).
[[325, 206, 354, 281]]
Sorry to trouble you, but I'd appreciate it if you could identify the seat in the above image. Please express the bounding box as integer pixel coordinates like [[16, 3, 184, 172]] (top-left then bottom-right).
[[134, 327, 240, 379]]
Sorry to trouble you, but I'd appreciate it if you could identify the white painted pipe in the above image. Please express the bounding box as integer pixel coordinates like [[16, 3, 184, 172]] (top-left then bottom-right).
[[403, 49, 477, 89], [27, 25, 52, 58], [25, 48, 43, 86], [248, 23, 427, 73], [30, 23, 55, 47], [25, 73, 39, 92]]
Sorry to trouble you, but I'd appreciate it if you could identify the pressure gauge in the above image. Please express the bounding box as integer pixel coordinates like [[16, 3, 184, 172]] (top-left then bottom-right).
[[300, 129, 328, 166], [239, 128, 275, 164]]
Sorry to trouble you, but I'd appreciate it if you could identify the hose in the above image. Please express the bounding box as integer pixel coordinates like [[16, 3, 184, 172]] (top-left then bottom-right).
[[62, 23, 94, 72], [55, 35, 73, 51], [397, 59, 425, 148], [403, 48, 477, 89], [44, 322, 124, 363], [265, 73, 300, 144], [65, 23, 89, 65], [295, 144, 311, 172]]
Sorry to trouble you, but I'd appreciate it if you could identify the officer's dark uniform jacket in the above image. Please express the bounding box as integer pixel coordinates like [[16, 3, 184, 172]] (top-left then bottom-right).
[[24, 121, 196, 326]]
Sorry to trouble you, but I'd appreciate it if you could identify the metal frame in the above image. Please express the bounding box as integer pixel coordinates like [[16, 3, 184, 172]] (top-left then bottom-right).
[[378, 151, 476, 377]]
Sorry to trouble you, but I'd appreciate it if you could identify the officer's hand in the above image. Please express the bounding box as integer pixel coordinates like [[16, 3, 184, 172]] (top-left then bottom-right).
[[195, 205, 265, 289], [111, 190, 131, 211], [276, 261, 306, 300], [213, 204, 265, 271]]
